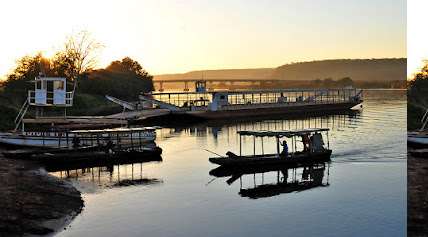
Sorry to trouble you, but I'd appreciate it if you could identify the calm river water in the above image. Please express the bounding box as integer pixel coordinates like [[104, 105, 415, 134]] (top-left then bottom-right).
[[54, 90, 406, 237]]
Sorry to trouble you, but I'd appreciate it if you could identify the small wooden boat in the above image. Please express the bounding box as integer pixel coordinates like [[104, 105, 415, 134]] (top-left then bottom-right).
[[209, 128, 332, 167], [4, 144, 162, 166], [408, 109, 428, 148], [0, 127, 158, 149], [408, 132, 428, 148]]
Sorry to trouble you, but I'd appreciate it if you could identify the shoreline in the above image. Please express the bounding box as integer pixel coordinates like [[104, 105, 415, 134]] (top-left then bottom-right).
[[0, 153, 83, 236], [408, 152, 428, 236]]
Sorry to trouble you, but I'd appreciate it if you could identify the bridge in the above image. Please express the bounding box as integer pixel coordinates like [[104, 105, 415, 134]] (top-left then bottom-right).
[[152, 79, 290, 91]]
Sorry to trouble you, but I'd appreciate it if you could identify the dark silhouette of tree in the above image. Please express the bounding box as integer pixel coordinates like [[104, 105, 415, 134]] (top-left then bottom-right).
[[408, 61, 428, 130], [106, 57, 151, 78], [78, 57, 154, 100], [52, 30, 103, 80], [337, 77, 354, 87], [2, 53, 53, 106]]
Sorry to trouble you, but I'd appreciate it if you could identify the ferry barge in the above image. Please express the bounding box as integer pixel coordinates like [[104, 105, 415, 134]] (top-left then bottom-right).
[[139, 81, 363, 120]]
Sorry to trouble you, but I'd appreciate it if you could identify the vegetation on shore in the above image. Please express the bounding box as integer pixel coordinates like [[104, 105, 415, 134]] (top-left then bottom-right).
[[0, 31, 154, 130], [408, 62, 428, 131]]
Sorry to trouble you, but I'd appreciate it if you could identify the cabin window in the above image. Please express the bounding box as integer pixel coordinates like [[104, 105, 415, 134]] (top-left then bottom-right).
[[36, 81, 41, 90], [54, 81, 64, 90]]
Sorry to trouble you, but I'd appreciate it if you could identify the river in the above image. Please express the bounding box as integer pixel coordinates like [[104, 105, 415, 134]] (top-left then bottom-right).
[[54, 89, 406, 237]]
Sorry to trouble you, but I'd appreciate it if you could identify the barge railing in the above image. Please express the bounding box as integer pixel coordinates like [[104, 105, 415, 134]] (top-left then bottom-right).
[[150, 88, 362, 109]]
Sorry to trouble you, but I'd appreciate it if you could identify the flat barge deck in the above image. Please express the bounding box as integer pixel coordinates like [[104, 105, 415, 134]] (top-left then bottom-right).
[[140, 88, 363, 120]]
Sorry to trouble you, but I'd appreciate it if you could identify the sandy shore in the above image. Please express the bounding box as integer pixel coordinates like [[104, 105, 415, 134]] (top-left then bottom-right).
[[0, 153, 83, 236], [408, 153, 428, 236]]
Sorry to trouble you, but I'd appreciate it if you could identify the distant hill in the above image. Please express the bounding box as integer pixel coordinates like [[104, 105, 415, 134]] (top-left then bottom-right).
[[154, 68, 274, 80], [154, 58, 406, 82]]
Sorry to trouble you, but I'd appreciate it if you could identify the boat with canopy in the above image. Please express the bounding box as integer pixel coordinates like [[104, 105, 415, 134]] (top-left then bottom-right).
[[209, 128, 331, 166]]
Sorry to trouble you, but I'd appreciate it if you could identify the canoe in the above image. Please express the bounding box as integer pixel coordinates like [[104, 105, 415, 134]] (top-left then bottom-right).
[[408, 132, 428, 148], [209, 150, 332, 167]]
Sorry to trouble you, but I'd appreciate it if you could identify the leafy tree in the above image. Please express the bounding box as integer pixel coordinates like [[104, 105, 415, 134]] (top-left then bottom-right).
[[78, 57, 154, 100], [2, 53, 53, 106]]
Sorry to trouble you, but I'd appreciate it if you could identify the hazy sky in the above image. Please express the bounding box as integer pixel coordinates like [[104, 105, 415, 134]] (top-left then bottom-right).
[[0, 0, 405, 79], [408, 0, 427, 77]]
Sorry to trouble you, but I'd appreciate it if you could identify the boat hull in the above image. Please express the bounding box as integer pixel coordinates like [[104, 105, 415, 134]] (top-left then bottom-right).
[[0, 131, 156, 149], [187, 101, 362, 119], [408, 132, 428, 148], [209, 150, 332, 167]]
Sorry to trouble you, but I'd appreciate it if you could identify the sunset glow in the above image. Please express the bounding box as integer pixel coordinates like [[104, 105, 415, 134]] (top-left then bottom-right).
[[0, 0, 405, 79], [408, 0, 427, 77]]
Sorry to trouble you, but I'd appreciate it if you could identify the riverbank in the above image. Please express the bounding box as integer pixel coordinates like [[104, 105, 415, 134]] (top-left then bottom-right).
[[0, 153, 83, 236], [408, 153, 428, 236]]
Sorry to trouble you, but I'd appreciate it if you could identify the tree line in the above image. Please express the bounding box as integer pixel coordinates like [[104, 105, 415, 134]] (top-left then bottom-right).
[[0, 31, 154, 107], [408, 62, 428, 130]]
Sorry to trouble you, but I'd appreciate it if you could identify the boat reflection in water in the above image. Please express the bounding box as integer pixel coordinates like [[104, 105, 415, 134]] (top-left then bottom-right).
[[209, 162, 330, 199], [48, 153, 163, 191]]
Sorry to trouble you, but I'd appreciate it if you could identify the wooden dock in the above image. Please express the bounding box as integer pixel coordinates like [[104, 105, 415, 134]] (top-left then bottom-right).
[[21, 109, 171, 129]]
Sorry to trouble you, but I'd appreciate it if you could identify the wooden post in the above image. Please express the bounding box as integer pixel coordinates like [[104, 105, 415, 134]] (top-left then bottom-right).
[[327, 131, 330, 149], [294, 135, 297, 153], [261, 137, 264, 155], [253, 136, 256, 157], [58, 132, 61, 148], [276, 136, 280, 157], [130, 132, 134, 150], [66, 132, 69, 148], [239, 134, 242, 156], [139, 131, 142, 151], [117, 133, 121, 150]]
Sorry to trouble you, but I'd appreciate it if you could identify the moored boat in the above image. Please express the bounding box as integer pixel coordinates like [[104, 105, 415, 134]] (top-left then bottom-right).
[[139, 82, 363, 120], [0, 75, 159, 149], [0, 127, 157, 149], [408, 132, 428, 148]]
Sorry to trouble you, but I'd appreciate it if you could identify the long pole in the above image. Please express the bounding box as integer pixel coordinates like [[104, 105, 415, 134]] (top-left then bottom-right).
[[239, 134, 242, 156]]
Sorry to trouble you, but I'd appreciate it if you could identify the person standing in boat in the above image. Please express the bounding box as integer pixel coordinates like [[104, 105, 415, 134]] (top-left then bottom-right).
[[302, 134, 310, 152], [281, 140, 289, 158]]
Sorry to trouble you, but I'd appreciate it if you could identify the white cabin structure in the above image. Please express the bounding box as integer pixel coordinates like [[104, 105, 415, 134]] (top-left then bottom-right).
[[15, 76, 75, 131], [29, 77, 73, 106]]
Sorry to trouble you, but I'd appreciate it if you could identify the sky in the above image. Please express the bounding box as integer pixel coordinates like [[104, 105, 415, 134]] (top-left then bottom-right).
[[408, 0, 427, 77], [0, 0, 405, 79]]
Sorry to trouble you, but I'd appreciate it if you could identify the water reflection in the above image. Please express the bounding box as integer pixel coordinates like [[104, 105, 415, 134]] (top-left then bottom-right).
[[210, 162, 330, 199], [158, 112, 359, 142], [49, 157, 163, 192]]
